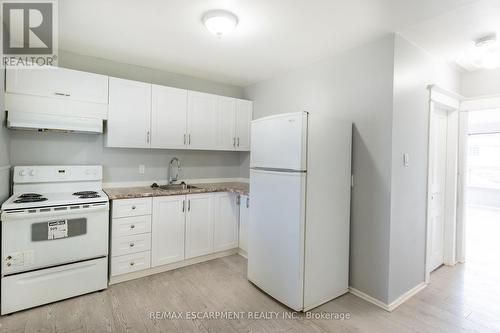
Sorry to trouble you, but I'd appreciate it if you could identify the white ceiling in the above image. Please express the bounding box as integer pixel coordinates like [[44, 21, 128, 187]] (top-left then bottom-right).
[[400, 0, 500, 71], [59, 0, 477, 86]]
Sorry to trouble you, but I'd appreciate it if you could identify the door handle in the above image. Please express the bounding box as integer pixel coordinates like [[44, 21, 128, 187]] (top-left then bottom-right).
[[237, 137, 240, 147], [184, 134, 186, 145], [54, 92, 70, 97], [236, 195, 240, 205], [146, 131, 151, 143], [233, 137, 236, 147], [188, 199, 191, 212], [246, 197, 250, 208], [182, 200, 185, 212]]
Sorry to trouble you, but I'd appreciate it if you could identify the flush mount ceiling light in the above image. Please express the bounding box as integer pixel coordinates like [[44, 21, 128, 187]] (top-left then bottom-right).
[[471, 34, 500, 70], [202, 10, 238, 37]]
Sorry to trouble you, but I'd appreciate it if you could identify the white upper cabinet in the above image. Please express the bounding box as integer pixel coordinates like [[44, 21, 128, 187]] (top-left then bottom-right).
[[106, 77, 152, 148], [186, 91, 219, 150], [151, 85, 188, 149], [213, 193, 239, 252], [151, 196, 186, 267], [235, 99, 253, 151], [218, 96, 237, 150], [6, 67, 108, 104]]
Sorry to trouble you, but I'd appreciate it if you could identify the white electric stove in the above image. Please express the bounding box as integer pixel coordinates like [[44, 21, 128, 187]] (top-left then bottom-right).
[[0, 165, 109, 315]]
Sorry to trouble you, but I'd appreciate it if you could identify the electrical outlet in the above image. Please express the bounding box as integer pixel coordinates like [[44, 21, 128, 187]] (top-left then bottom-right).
[[139, 164, 145, 175]]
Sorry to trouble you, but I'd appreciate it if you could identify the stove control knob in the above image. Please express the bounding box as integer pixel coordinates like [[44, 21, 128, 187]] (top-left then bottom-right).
[[19, 170, 26, 177], [29, 170, 35, 176]]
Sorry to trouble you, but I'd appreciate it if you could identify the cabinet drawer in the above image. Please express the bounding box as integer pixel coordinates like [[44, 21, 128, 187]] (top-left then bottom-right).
[[112, 198, 152, 218], [112, 215, 152, 237], [112, 233, 151, 257], [111, 251, 150, 276]]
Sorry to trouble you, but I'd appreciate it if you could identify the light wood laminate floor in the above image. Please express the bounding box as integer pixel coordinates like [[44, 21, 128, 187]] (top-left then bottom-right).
[[0, 252, 498, 333]]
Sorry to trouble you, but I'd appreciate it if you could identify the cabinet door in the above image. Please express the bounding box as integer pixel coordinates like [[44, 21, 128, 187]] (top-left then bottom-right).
[[218, 96, 236, 150], [107, 77, 152, 148], [6, 67, 108, 104], [239, 195, 250, 253], [151, 85, 188, 149], [185, 193, 214, 259], [151, 196, 186, 267], [235, 99, 252, 151], [186, 91, 218, 150], [213, 193, 239, 252]]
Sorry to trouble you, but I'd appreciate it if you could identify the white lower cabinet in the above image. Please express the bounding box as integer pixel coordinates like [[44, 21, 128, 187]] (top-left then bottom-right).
[[110, 198, 152, 277], [151, 196, 186, 267], [110, 192, 241, 281], [214, 193, 239, 252], [239, 195, 250, 254], [185, 193, 215, 259]]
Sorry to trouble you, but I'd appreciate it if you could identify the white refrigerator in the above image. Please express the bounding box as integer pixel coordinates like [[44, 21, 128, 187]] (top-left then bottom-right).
[[248, 111, 352, 311]]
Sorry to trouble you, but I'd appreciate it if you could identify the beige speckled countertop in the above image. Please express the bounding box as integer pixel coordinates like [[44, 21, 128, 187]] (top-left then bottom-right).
[[104, 182, 249, 200]]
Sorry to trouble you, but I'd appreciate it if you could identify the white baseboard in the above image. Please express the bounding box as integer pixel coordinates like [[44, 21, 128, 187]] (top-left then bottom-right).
[[109, 248, 238, 285], [238, 248, 248, 259], [349, 282, 427, 312], [103, 177, 249, 188], [387, 282, 427, 311], [348, 287, 391, 311]]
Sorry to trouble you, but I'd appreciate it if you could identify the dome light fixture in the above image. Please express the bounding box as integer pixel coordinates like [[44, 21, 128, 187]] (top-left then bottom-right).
[[202, 10, 238, 38], [473, 34, 500, 70]]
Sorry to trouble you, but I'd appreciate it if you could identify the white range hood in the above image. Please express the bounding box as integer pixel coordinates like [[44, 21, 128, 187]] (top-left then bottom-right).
[[5, 66, 109, 134], [7, 111, 103, 134]]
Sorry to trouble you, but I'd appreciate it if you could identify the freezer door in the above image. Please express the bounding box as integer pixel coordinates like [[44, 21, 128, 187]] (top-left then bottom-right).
[[247, 169, 306, 311], [250, 112, 307, 171]]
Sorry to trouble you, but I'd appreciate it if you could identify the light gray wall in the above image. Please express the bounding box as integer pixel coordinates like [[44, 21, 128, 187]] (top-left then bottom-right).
[[461, 68, 500, 97], [59, 50, 244, 98], [388, 35, 460, 303], [8, 51, 246, 185], [1, 68, 11, 202], [244, 35, 396, 303], [9, 131, 242, 184]]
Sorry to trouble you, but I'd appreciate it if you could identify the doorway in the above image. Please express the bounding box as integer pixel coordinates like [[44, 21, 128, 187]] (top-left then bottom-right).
[[464, 109, 500, 270], [425, 87, 460, 282]]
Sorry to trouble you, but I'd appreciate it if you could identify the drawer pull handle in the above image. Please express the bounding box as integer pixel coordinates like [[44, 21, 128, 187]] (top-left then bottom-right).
[[129, 243, 135, 247], [131, 206, 136, 210], [130, 262, 135, 266], [130, 225, 135, 229]]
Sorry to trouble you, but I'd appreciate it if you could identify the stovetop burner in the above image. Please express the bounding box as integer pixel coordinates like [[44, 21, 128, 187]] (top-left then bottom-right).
[[18, 193, 43, 198], [14, 197, 48, 203], [73, 191, 98, 196], [78, 194, 101, 199]]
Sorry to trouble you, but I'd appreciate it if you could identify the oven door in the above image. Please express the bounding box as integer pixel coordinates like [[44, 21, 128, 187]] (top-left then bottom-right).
[[1, 203, 109, 275]]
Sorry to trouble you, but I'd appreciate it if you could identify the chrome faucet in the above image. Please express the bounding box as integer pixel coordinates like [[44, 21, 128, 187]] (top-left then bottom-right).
[[168, 157, 181, 184]]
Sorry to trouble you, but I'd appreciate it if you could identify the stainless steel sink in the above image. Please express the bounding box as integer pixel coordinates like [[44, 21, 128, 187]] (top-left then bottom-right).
[[158, 184, 199, 191]]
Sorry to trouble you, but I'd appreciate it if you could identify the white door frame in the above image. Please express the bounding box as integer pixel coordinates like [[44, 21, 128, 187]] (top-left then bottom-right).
[[425, 86, 461, 283], [457, 94, 500, 264]]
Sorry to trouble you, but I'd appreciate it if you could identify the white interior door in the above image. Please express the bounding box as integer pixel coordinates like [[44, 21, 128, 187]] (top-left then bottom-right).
[[429, 108, 448, 272]]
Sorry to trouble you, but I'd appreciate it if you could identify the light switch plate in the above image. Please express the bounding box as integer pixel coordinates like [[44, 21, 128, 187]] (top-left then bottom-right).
[[403, 153, 410, 167]]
